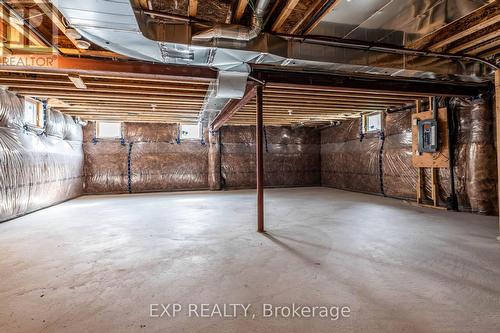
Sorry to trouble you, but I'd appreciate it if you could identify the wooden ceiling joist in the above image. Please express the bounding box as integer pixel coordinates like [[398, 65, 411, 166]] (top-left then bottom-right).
[[302, 0, 341, 34], [271, 0, 300, 32], [189, 0, 198, 17], [233, 0, 248, 23], [447, 29, 500, 54], [431, 14, 500, 51], [409, 2, 500, 53], [32, 0, 80, 50], [468, 38, 500, 56], [289, 0, 325, 34]]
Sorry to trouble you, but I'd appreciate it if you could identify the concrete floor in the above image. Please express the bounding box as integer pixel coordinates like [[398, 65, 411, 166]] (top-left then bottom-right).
[[1, 188, 500, 333]]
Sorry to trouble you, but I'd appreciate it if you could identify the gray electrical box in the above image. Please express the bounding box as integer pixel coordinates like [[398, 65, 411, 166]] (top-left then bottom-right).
[[417, 119, 438, 153]]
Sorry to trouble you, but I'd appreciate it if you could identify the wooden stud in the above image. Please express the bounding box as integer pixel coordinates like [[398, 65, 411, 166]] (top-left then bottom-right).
[[431, 168, 439, 207]]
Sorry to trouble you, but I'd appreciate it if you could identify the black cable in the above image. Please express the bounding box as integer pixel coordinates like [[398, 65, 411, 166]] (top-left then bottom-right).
[[379, 130, 386, 196], [127, 142, 134, 194], [263, 126, 269, 153]]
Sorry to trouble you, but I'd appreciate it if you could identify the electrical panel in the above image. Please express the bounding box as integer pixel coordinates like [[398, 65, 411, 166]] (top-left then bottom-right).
[[417, 119, 438, 153]]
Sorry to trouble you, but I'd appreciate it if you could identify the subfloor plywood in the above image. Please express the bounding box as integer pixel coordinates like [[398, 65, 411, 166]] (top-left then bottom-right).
[[0, 188, 499, 332]]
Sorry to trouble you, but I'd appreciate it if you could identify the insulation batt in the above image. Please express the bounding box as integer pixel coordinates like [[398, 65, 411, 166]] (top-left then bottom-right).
[[453, 97, 497, 214], [321, 119, 381, 195], [83, 122, 209, 194], [0, 91, 83, 222], [320, 96, 497, 215], [220, 125, 321, 189]]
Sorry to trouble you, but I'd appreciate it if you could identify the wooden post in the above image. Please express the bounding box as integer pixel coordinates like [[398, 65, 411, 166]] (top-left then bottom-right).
[[431, 168, 439, 207], [495, 70, 500, 235], [415, 99, 425, 204], [256, 85, 264, 233]]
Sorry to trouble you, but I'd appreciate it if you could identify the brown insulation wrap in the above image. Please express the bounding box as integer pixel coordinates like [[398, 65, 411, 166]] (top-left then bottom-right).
[[321, 119, 382, 194], [321, 113, 452, 202], [83, 122, 209, 194], [383, 112, 451, 202], [0, 91, 83, 222], [382, 111, 415, 198], [221, 125, 321, 189], [453, 97, 497, 214], [83, 139, 129, 193], [321, 95, 496, 215], [131, 141, 209, 192]]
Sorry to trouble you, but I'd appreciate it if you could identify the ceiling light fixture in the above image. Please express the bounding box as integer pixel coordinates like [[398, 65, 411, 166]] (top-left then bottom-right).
[[75, 40, 91, 50], [65, 28, 82, 40], [68, 74, 87, 89]]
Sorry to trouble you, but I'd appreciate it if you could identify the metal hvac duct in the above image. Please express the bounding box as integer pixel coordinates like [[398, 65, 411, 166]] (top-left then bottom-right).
[[51, 0, 495, 124]]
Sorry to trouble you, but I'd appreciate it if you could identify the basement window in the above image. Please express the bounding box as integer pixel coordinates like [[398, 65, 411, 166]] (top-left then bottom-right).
[[363, 113, 382, 133], [180, 123, 201, 140], [96, 121, 122, 139], [23, 97, 44, 128]]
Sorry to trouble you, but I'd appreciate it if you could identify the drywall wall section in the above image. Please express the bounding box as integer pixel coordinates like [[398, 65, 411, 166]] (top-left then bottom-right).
[[221, 126, 321, 189], [321, 97, 497, 215], [0, 91, 84, 222], [83, 122, 209, 194]]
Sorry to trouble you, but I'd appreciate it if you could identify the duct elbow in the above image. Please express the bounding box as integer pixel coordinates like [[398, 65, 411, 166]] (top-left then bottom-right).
[[192, 23, 261, 42], [192, 0, 269, 42]]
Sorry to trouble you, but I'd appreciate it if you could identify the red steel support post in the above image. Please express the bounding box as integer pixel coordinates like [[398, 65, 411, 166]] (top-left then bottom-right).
[[256, 85, 264, 232]]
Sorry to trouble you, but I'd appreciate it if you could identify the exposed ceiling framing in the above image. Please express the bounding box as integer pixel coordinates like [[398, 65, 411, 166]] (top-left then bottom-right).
[[0, 0, 497, 127], [233, 0, 248, 23], [0, 71, 211, 123], [408, 2, 500, 61], [227, 85, 424, 126]]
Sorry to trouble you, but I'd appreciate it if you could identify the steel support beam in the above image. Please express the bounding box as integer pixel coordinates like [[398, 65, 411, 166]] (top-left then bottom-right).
[[256, 85, 264, 233], [0, 55, 217, 82], [210, 82, 257, 130], [252, 68, 490, 97]]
